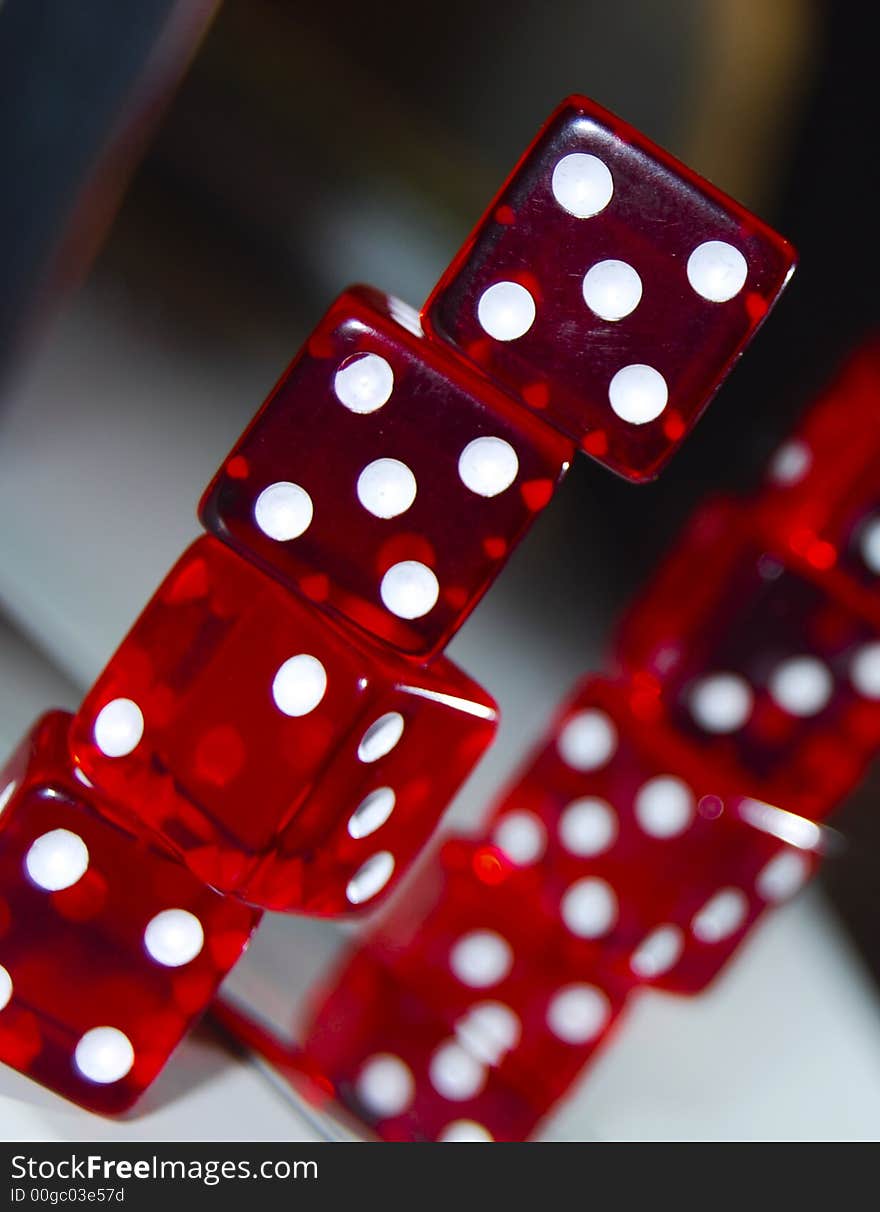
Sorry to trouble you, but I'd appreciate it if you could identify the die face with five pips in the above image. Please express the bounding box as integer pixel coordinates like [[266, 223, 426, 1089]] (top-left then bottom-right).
[[200, 286, 573, 660], [424, 95, 796, 481]]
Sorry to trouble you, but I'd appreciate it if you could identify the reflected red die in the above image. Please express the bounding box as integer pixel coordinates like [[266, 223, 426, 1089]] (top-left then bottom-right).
[[366, 838, 569, 1024], [615, 499, 880, 819], [302, 952, 539, 1142], [355, 836, 627, 1099], [200, 286, 573, 658], [485, 678, 818, 994], [651, 792, 820, 995], [302, 851, 626, 1142], [758, 340, 880, 629], [0, 712, 259, 1114], [424, 95, 796, 481], [415, 852, 628, 1109], [69, 538, 497, 914]]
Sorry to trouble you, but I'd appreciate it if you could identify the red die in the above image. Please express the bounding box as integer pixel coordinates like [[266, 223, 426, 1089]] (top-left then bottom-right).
[[301, 846, 626, 1142], [615, 499, 880, 820], [356, 837, 627, 1102], [200, 286, 573, 659], [69, 538, 497, 914], [366, 838, 567, 1023], [0, 712, 259, 1114], [758, 340, 880, 630], [423, 95, 796, 481], [302, 952, 539, 1142], [649, 792, 821, 995], [485, 678, 819, 994]]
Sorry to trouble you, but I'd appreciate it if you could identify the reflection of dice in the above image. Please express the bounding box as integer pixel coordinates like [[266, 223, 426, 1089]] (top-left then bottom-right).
[[424, 95, 796, 481], [653, 793, 820, 994], [486, 678, 818, 994], [303, 951, 539, 1142], [758, 341, 880, 631], [0, 712, 259, 1114], [200, 286, 573, 659], [365, 838, 563, 1018], [267, 673, 821, 1140], [69, 538, 497, 913], [615, 500, 880, 819], [303, 842, 626, 1142]]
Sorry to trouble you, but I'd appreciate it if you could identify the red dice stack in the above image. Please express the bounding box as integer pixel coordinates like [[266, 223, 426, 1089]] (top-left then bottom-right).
[[297, 338, 880, 1142], [0, 96, 798, 1117]]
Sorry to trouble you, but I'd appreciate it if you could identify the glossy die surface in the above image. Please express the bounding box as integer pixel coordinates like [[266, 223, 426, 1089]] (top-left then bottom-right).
[[759, 340, 880, 628], [69, 538, 497, 913], [302, 843, 626, 1142], [615, 499, 880, 819], [0, 712, 259, 1114], [370, 837, 627, 1095], [651, 792, 820, 995], [303, 952, 539, 1142], [200, 286, 573, 658], [484, 678, 818, 994], [424, 95, 796, 481]]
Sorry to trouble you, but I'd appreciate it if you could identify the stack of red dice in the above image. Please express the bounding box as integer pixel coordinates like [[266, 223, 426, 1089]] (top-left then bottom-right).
[[0, 96, 799, 1120], [298, 340, 880, 1141]]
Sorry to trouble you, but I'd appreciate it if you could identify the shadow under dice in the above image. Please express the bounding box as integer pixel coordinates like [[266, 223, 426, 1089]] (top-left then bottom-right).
[[485, 678, 816, 995], [424, 95, 796, 481], [615, 500, 880, 819], [0, 713, 259, 1114], [200, 286, 573, 659], [69, 538, 497, 914]]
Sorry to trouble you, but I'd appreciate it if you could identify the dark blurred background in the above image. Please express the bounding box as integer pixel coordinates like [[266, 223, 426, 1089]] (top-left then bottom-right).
[[0, 0, 879, 1136]]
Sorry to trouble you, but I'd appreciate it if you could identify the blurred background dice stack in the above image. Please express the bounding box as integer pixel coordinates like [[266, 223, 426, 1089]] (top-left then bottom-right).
[[295, 342, 880, 1139]]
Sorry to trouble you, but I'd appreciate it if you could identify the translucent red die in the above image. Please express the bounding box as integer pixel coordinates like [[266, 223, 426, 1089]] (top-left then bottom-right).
[[484, 677, 819, 994], [615, 499, 880, 819], [361, 837, 582, 1032], [69, 537, 497, 913], [372, 837, 628, 1098], [758, 340, 880, 630], [301, 843, 626, 1142], [423, 95, 796, 481], [200, 286, 573, 659], [0, 712, 259, 1114], [302, 952, 539, 1142]]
